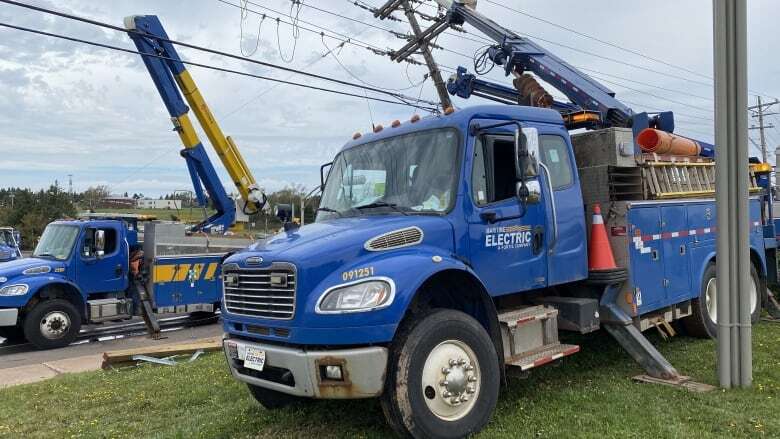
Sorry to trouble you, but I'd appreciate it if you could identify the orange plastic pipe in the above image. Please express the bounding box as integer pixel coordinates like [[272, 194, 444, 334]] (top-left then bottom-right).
[[636, 128, 702, 156]]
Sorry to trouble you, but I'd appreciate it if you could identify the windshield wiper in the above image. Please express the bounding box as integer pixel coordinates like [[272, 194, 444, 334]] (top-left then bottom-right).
[[316, 207, 343, 217], [35, 253, 57, 259], [354, 202, 409, 216]]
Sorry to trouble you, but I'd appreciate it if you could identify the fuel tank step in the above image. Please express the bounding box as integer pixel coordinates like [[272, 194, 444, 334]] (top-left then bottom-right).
[[505, 343, 580, 371]]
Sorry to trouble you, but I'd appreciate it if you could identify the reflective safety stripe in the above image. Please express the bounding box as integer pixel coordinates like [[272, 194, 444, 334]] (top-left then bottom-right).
[[204, 263, 219, 280], [174, 264, 191, 282]]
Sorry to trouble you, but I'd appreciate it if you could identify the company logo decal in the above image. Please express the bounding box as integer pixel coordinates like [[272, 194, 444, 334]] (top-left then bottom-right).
[[485, 225, 534, 251]]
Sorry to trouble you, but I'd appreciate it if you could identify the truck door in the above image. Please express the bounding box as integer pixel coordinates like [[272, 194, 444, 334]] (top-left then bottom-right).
[[537, 134, 588, 285], [76, 225, 128, 294], [467, 132, 548, 295]]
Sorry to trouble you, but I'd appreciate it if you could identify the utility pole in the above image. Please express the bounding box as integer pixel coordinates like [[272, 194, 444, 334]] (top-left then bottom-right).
[[714, 0, 751, 389], [748, 95, 779, 163], [374, 0, 453, 111]]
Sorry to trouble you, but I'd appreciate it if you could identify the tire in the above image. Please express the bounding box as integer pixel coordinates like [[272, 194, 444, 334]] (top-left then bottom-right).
[[0, 326, 25, 343], [380, 309, 500, 439], [246, 384, 305, 410], [23, 299, 82, 350], [683, 263, 762, 339]]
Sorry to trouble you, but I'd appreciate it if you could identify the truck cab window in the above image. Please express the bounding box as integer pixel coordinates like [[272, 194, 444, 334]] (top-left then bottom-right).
[[539, 135, 573, 189], [472, 136, 517, 206], [82, 228, 118, 258]]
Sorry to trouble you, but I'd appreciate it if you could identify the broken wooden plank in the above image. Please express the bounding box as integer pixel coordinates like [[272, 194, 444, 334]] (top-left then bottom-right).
[[101, 336, 222, 369]]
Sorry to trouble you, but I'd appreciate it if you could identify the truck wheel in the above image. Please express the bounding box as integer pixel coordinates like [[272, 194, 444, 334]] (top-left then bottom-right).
[[380, 309, 500, 439], [23, 299, 82, 349], [246, 384, 304, 409], [684, 263, 761, 339]]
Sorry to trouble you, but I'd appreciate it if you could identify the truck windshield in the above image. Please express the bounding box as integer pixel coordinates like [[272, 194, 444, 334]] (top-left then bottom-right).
[[33, 225, 79, 260], [317, 128, 460, 221]]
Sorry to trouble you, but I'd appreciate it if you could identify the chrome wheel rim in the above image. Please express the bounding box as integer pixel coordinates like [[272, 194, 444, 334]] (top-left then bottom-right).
[[420, 339, 480, 421], [705, 276, 758, 324], [40, 311, 70, 340], [705, 278, 718, 323]]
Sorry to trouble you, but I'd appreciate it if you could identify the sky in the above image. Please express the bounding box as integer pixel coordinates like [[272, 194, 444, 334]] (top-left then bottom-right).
[[0, 0, 778, 197]]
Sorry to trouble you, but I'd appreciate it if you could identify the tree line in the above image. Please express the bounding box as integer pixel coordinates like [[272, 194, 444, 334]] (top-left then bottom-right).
[[0, 184, 321, 249]]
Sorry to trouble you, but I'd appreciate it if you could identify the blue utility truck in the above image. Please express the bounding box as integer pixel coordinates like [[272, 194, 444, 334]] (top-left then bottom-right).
[[218, 2, 778, 438], [0, 215, 244, 348], [221, 105, 772, 437]]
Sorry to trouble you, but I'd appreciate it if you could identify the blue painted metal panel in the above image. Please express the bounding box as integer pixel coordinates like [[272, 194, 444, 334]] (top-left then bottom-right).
[[660, 206, 691, 302], [627, 198, 767, 315], [152, 254, 223, 308], [629, 206, 664, 311]]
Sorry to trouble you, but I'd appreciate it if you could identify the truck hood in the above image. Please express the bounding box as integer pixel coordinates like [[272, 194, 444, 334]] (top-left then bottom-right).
[[230, 215, 455, 272], [0, 257, 66, 284]]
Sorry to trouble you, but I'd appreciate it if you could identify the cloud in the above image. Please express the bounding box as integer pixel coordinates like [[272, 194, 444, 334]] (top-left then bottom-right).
[[0, 0, 777, 197]]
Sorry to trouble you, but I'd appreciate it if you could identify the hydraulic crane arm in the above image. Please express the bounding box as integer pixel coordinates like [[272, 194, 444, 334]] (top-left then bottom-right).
[[124, 15, 266, 233], [437, 0, 634, 126]]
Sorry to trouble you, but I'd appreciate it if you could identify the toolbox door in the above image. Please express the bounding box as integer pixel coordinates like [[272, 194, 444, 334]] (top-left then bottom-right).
[[151, 256, 222, 309], [661, 205, 692, 301], [629, 205, 665, 311]]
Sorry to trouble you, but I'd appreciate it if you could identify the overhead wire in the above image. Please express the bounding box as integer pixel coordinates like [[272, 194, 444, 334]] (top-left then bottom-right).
[[321, 35, 422, 92], [275, 0, 304, 62], [0, 21, 439, 112], [478, 0, 780, 102], [222, 16, 379, 119], [238, 0, 265, 57], [0, 0, 439, 110]]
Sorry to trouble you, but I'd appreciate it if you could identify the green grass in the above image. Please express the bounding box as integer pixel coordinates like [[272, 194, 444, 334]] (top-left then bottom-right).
[[1, 323, 779, 438]]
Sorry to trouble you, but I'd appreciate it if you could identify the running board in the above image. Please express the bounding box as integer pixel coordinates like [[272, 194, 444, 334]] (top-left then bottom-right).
[[505, 343, 580, 371]]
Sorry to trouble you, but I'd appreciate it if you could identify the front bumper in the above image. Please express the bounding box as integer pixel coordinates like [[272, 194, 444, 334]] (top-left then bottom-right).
[[0, 308, 19, 327], [223, 336, 388, 399]]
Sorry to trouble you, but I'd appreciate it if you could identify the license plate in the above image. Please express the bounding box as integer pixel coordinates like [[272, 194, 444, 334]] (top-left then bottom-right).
[[243, 347, 266, 372]]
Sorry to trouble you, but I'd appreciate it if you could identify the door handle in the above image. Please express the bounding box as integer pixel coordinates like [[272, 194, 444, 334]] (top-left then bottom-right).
[[532, 226, 544, 255], [480, 211, 497, 224], [115, 264, 123, 277], [539, 163, 558, 253]]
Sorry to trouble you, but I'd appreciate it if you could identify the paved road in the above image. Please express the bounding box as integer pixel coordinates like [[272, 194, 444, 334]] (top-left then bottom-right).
[[0, 320, 223, 370]]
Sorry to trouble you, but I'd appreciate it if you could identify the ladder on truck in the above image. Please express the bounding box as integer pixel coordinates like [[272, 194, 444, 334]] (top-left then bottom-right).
[[639, 154, 762, 199]]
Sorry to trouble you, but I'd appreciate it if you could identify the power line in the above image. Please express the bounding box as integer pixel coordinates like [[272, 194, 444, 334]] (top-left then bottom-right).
[[589, 74, 714, 117], [222, 19, 378, 119], [0, 0, 439, 110], [574, 66, 713, 102], [478, 0, 780, 101], [0, 21, 438, 112], [482, 0, 713, 81]]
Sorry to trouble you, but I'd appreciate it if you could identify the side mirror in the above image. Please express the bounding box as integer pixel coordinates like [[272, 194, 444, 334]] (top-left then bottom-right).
[[514, 127, 539, 179], [518, 180, 541, 204], [320, 162, 333, 191], [94, 229, 105, 258]]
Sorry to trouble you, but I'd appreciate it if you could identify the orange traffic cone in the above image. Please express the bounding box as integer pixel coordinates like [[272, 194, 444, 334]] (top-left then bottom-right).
[[588, 204, 618, 271]]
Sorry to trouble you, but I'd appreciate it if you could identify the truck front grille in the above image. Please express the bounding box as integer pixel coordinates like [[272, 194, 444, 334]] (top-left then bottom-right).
[[223, 263, 296, 320]]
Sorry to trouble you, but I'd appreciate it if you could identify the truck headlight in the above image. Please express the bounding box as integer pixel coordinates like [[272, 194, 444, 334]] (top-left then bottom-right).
[[316, 278, 395, 314], [0, 284, 28, 296]]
